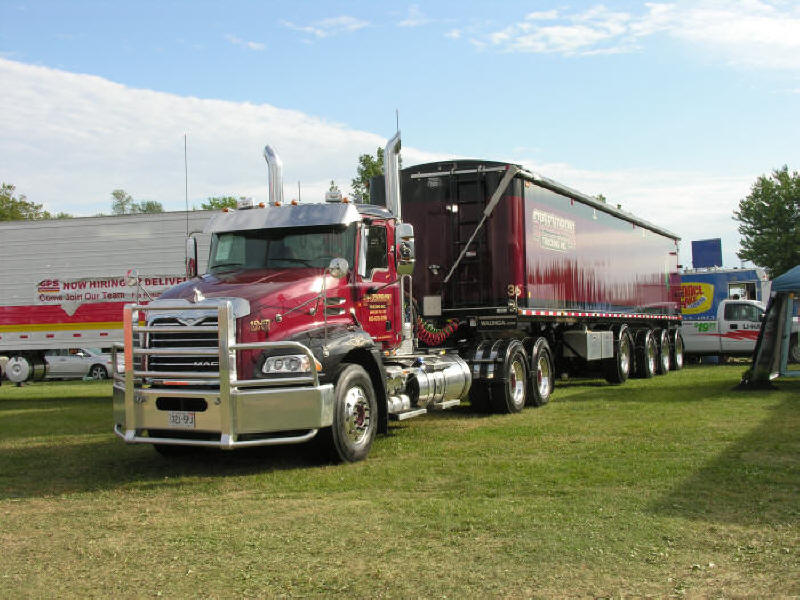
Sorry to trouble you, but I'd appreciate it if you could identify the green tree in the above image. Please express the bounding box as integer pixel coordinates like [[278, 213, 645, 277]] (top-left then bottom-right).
[[351, 147, 401, 202], [133, 200, 164, 214], [111, 189, 133, 215], [201, 196, 240, 210], [0, 182, 71, 220], [111, 189, 163, 214], [734, 166, 800, 277]]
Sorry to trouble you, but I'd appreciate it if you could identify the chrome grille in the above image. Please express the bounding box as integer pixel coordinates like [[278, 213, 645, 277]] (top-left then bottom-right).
[[147, 316, 220, 373]]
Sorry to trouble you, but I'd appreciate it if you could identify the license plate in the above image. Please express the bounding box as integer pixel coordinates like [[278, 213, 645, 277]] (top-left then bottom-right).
[[167, 411, 195, 429]]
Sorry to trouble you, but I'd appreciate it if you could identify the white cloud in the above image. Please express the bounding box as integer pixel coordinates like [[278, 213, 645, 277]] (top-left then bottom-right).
[[281, 16, 369, 39], [444, 28, 461, 39], [0, 58, 754, 266], [479, 1, 800, 69], [0, 59, 439, 216], [225, 34, 265, 51], [398, 5, 432, 27]]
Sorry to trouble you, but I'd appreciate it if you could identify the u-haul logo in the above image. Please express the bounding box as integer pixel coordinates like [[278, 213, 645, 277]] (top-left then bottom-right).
[[681, 282, 714, 314]]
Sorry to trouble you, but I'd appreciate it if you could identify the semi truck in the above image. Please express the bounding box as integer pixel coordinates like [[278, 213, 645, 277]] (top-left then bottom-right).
[[680, 267, 799, 360], [113, 134, 682, 462], [0, 211, 211, 382]]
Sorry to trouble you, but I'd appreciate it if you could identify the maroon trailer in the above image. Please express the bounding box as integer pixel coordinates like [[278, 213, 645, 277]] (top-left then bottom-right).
[[113, 134, 683, 463]]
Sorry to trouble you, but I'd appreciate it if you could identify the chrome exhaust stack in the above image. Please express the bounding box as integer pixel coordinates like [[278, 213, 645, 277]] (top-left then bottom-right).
[[384, 131, 402, 219], [263, 145, 284, 205]]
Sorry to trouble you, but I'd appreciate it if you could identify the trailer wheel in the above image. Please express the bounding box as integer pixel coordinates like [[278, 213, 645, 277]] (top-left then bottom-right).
[[490, 345, 528, 414], [528, 338, 553, 406], [655, 329, 671, 375], [604, 327, 632, 385], [670, 331, 685, 370], [634, 330, 657, 378], [318, 363, 377, 463]]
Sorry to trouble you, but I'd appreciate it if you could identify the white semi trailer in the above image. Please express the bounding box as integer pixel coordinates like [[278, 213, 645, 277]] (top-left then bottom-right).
[[0, 211, 211, 382]]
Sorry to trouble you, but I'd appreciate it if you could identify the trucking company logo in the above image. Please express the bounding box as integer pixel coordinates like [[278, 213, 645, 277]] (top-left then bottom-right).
[[531, 208, 576, 252], [680, 282, 714, 315]]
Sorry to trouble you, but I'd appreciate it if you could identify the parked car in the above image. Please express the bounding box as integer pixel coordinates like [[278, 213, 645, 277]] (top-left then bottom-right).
[[44, 348, 112, 380]]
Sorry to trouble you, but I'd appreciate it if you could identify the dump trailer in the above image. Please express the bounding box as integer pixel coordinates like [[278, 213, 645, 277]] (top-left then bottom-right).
[[113, 135, 682, 462], [0, 211, 211, 382]]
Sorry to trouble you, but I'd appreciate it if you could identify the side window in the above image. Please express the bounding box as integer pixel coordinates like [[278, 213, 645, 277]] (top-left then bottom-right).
[[743, 305, 761, 322], [724, 303, 743, 321], [365, 225, 388, 278]]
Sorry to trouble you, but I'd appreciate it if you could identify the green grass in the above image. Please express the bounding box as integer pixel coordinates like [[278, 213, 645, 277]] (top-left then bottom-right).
[[1, 368, 798, 598]]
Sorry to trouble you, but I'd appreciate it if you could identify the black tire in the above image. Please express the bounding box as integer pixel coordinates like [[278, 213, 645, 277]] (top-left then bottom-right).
[[317, 364, 377, 463], [490, 344, 528, 414], [655, 329, 671, 375], [90, 364, 108, 380], [468, 380, 492, 413], [604, 327, 632, 385], [634, 329, 657, 379], [528, 337, 554, 406], [670, 331, 685, 370], [788, 334, 800, 364]]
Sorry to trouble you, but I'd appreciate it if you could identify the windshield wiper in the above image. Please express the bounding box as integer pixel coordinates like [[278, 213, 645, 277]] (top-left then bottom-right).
[[210, 262, 244, 270], [273, 258, 315, 267]]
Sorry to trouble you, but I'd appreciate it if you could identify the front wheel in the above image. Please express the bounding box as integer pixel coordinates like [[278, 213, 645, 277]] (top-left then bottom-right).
[[318, 364, 377, 463], [90, 364, 108, 380]]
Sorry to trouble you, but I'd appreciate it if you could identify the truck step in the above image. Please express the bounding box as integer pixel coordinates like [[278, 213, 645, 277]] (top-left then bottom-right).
[[389, 408, 428, 421], [431, 399, 461, 410]]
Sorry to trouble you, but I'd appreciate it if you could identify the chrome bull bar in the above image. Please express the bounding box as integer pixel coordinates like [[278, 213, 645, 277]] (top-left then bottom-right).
[[112, 300, 333, 449]]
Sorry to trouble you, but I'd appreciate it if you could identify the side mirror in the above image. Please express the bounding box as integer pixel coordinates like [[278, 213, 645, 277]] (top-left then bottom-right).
[[395, 222, 415, 276], [328, 258, 349, 279], [186, 236, 198, 278]]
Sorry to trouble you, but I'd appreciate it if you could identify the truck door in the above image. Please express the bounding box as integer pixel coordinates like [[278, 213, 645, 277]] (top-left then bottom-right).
[[354, 220, 402, 349], [720, 302, 763, 354]]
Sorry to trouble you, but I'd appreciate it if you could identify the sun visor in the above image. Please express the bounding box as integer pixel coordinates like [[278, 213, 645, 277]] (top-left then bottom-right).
[[204, 203, 361, 233]]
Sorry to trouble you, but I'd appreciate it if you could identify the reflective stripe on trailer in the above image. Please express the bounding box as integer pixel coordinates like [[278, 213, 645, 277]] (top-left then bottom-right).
[[517, 308, 681, 320]]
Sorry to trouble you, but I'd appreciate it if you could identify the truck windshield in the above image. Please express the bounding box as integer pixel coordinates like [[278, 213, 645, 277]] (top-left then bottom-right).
[[208, 224, 356, 272]]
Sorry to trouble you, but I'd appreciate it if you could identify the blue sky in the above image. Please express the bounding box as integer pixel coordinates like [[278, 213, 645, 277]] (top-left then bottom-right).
[[2, 1, 799, 266]]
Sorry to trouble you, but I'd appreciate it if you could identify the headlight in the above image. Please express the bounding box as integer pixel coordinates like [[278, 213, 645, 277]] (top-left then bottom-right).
[[262, 354, 312, 375]]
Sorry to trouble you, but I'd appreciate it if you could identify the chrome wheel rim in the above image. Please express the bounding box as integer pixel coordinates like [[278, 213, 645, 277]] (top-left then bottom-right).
[[343, 386, 371, 445], [647, 340, 656, 373], [619, 337, 631, 375], [536, 354, 551, 397], [509, 359, 526, 407], [675, 336, 684, 369], [92, 366, 105, 379]]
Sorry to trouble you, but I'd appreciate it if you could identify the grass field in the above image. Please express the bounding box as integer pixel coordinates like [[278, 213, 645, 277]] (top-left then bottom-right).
[[1, 365, 798, 598]]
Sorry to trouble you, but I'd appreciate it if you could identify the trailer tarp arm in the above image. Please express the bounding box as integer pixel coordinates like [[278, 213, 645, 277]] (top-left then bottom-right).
[[442, 165, 520, 285]]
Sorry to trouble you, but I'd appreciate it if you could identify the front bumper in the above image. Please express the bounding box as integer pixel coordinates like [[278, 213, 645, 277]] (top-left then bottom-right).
[[112, 299, 333, 449], [112, 380, 333, 448]]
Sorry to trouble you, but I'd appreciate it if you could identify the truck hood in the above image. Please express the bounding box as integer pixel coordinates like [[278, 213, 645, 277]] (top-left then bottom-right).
[[158, 268, 332, 313]]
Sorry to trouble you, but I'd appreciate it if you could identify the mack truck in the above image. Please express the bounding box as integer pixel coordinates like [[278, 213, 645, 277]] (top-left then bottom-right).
[[113, 134, 682, 462]]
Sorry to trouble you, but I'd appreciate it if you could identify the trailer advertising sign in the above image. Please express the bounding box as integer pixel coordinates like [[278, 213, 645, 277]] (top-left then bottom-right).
[[35, 275, 188, 315]]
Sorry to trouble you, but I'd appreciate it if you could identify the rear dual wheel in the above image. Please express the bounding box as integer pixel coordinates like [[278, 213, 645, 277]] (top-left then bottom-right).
[[604, 327, 633, 384], [634, 329, 658, 378]]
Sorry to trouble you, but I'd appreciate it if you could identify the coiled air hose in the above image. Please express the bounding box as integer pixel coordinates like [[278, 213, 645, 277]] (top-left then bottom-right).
[[416, 317, 459, 346]]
